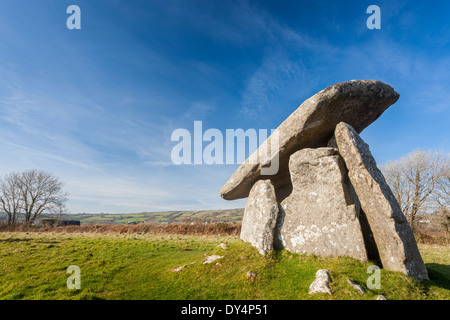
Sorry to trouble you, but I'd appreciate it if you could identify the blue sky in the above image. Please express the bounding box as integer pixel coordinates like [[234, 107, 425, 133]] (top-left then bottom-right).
[[0, 0, 449, 213]]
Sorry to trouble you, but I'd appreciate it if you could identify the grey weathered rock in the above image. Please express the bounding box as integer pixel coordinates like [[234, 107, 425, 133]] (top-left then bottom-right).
[[327, 136, 338, 148], [309, 269, 332, 295], [240, 179, 279, 255], [275, 148, 369, 262], [170, 262, 196, 272], [203, 255, 224, 264], [344, 173, 381, 264], [346, 278, 365, 294], [376, 295, 387, 300], [170, 265, 185, 272], [217, 243, 228, 250], [334, 122, 428, 280], [220, 80, 400, 200]]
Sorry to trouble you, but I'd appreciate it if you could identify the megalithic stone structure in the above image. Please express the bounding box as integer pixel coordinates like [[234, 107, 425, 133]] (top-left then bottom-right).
[[334, 122, 428, 280], [220, 80, 428, 280], [220, 80, 400, 201]]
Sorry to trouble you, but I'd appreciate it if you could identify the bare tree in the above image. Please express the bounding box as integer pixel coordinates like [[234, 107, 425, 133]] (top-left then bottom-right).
[[0, 172, 22, 225], [381, 149, 449, 232], [434, 207, 449, 233], [0, 169, 68, 225], [434, 175, 450, 208], [434, 173, 450, 233]]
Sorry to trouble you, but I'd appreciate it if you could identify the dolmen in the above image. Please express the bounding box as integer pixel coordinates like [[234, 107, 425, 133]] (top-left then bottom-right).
[[220, 80, 428, 280]]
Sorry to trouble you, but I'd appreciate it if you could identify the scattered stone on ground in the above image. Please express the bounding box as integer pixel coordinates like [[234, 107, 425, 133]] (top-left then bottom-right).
[[308, 269, 332, 295], [203, 255, 224, 264], [346, 277, 365, 294], [170, 262, 195, 272], [246, 271, 257, 281]]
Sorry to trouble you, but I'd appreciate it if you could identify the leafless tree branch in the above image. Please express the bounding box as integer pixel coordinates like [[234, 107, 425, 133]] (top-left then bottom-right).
[[0, 169, 68, 225], [380, 149, 449, 232]]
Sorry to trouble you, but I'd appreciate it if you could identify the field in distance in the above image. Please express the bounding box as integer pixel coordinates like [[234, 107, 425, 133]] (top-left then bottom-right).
[[32, 208, 244, 225]]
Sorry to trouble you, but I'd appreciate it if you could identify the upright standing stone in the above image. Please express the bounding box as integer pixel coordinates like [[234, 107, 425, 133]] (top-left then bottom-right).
[[334, 122, 428, 280], [275, 148, 370, 262], [240, 179, 279, 254]]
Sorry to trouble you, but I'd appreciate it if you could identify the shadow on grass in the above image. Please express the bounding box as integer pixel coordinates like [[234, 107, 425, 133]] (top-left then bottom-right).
[[0, 238, 34, 243], [425, 263, 450, 291], [267, 249, 284, 262]]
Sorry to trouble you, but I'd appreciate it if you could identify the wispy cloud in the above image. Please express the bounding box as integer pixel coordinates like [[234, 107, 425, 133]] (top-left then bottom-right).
[[0, 139, 102, 172]]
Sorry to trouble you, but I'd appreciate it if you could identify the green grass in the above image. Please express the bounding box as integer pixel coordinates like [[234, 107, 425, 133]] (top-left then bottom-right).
[[0, 232, 448, 300]]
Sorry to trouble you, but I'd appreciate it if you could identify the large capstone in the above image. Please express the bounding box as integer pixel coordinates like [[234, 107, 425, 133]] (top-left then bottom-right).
[[240, 179, 279, 254], [334, 122, 428, 280], [274, 147, 370, 262], [220, 80, 400, 201]]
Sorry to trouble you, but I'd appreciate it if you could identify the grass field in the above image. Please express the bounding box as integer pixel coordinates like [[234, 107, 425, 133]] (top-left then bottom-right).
[[0, 209, 245, 226], [0, 231, 448, 300], [54, 209, 245, 225]]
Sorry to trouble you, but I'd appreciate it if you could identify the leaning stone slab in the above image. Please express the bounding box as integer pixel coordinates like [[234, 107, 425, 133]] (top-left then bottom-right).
[[275, 148, 369, 262], [334, 122, 428, 280], [220, 80, 400, 200], [240, 179, 279, 255]]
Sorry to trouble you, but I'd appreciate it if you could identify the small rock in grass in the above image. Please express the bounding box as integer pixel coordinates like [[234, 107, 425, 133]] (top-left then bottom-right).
[[346, 278, 365, 294], [218, 243, 228, 250], [170, 266, 184, 272], [203, 255, 224, 264], [308, 269, 332, 295], [170, 261, 195, 272], [246, 271, 257, 281]]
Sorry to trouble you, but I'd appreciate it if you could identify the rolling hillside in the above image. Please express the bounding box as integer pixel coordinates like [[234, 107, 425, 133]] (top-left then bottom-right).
[[26, 208, 245, 225]]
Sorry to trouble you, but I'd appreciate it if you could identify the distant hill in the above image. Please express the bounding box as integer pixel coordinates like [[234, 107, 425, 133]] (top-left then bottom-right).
[[51, 208, 245, 225]]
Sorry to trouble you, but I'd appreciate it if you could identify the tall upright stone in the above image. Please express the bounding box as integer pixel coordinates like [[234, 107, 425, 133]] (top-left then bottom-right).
[[240, 179, 279, 254], [275, 148, 370, 262], [334, 122, 428, 280]]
